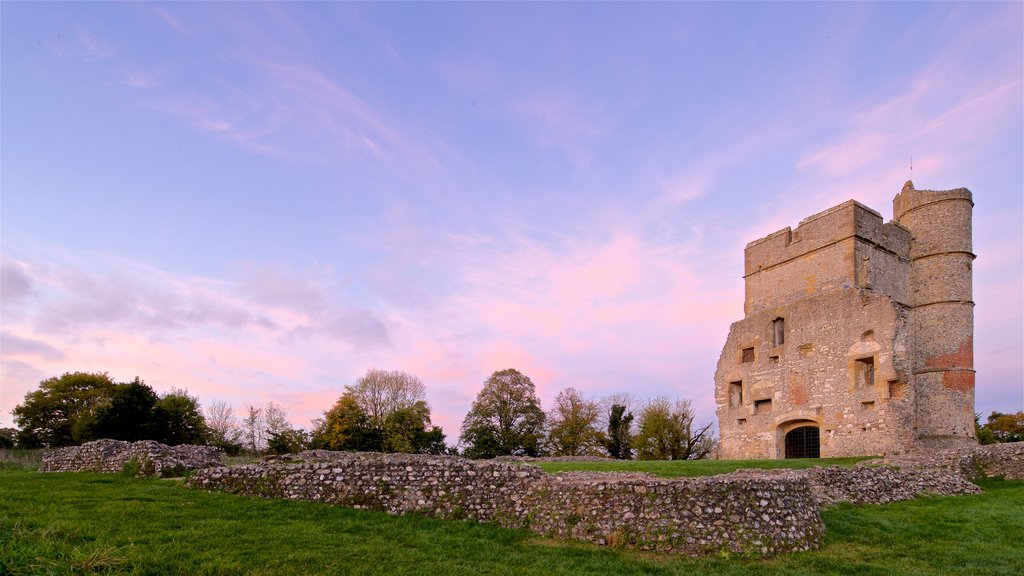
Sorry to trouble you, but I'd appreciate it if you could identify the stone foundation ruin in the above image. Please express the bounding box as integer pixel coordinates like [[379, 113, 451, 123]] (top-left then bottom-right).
[[40, 440, 1021, 557], [185, 451, 823, 556], [39, 439, 222, 477]]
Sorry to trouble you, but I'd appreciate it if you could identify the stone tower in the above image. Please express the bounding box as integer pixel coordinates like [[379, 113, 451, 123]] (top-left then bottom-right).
[[714, 181, 975, 459], [893, 182, 976, 444]]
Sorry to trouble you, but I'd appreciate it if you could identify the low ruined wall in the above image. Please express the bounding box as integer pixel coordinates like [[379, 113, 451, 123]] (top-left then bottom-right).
[[801, 464, 980, 506], [967, 442, 1024, 480], [186, 451, 823, 557], [40, 439, 223, 477]]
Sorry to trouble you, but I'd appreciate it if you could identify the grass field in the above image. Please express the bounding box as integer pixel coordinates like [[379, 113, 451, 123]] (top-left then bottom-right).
[[2, 458, 1022, 575]]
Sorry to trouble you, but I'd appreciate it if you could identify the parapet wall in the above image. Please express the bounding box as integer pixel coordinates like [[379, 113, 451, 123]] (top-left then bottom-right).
[[185, 451, 823, 557], [40, 439, 223, 477]]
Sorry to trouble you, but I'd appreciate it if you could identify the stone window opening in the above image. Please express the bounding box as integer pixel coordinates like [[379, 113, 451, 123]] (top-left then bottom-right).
[[888, 380, 906, 400], [855, 357, 875, 387], [861, 401, 875, 411], [729, 381, 744, 407], [754, 399, 772, 414], [772, 318, 785, 347], [737, 418, 747, 426], [741, 347, 755, 363]]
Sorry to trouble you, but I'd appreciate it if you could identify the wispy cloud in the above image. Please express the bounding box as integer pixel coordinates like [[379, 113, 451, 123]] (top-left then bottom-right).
[[154, 7, 187, 35], [512, 89, 607, 169]]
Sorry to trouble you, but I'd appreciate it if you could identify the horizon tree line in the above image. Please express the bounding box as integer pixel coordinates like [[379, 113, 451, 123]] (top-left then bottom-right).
[[4, 368, 722, 460]]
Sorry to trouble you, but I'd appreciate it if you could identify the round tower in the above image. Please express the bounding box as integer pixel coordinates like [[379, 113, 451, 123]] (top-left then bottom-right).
[[892, 180, 976, 445]]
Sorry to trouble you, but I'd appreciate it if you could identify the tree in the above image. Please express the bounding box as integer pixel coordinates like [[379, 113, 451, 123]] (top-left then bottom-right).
[[316, 385, 445, 454], [0, 427, 15, 449], [264, 402, 291, 437], [89, 378, 160, 442], [154, 388, 210, 446], [546, 388, 605, 456], [460, 369, 546, 459], [243, 405, 265, 454], [12, 372, 118, 448], [206, 400, 244, 455], [382, 401, 446, 454], [977, 411, 1024, 444], [606, 403, 634, 460], [346, 369, 428, 428], [267, 428, 310, 455], [635, 397, 716, 460]]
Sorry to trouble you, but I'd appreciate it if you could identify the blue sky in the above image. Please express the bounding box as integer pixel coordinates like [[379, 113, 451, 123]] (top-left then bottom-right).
[[2, 2, 1021, 440]]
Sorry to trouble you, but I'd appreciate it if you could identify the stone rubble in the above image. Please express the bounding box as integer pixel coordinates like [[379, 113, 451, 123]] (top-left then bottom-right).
[[40, 439, 222, 477]]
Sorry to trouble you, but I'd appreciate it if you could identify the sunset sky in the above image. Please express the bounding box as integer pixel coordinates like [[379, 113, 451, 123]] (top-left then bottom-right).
[[2, 2, 1022, 441]]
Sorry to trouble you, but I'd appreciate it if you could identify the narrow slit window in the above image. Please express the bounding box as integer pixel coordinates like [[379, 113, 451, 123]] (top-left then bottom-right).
[[772, 318, 785, 347]]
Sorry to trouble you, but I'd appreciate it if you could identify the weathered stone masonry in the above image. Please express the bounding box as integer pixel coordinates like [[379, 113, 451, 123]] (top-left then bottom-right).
[[39, 439, 222, 477], [185, 451, 824, 557], [715, 181, 976, 459]]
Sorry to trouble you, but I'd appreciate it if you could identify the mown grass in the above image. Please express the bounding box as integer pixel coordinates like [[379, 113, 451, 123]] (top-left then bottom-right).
[[534, 456, 875, 477], [1, 465, 1021, 575]]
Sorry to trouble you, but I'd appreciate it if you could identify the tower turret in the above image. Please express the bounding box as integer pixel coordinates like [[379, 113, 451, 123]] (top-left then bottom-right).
[[892, 180, 976, 444]]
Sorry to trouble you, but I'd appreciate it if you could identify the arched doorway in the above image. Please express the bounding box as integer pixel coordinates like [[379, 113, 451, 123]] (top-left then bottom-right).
[[784, 426, 820, 459]]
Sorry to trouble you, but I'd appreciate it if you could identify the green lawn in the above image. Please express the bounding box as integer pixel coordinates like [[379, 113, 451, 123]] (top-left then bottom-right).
[[1, 466, 1021, 575], [533, 456, 875, 477]]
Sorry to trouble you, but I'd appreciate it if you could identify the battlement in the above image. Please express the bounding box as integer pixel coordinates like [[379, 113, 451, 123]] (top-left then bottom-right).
[[893, 180, 972, 221], [745, 200, 908, 277]]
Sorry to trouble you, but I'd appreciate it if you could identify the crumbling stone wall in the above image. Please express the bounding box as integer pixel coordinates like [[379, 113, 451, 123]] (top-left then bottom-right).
[[970, 442, 1024, 480], [876, 442, 1024, 482], [800, 464, 980, 506], [186, 451, 823, 557], [40, 439, 222, 477]]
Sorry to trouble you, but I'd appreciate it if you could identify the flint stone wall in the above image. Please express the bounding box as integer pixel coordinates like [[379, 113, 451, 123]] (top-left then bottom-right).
[[875, 442, 1024, 482], [966, 443, 1024, 480], [800, 464, 980, 506], [40, 439, 222, 477], [186, 451, 823, 556]]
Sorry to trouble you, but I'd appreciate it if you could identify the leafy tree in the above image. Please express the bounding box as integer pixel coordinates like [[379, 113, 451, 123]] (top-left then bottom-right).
[[154, 388, 210, 445], [89, 378, 160, 442], [316, 393, 372, 451], [635, 397, 716, 460], [316, 388, 445, 454], [977, 411, 1024, 444], [12, 372, 118, 448], [546, 388, 605, 456], [459, 369, 546, 459], [606, 404, 634, 460], [383, 401, 446, 454], [267, 428, 310, 455], [0, 427, 15, 449]]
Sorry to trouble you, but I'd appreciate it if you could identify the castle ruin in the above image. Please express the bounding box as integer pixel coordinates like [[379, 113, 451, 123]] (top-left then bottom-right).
[[715, 181, 976, 459]]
